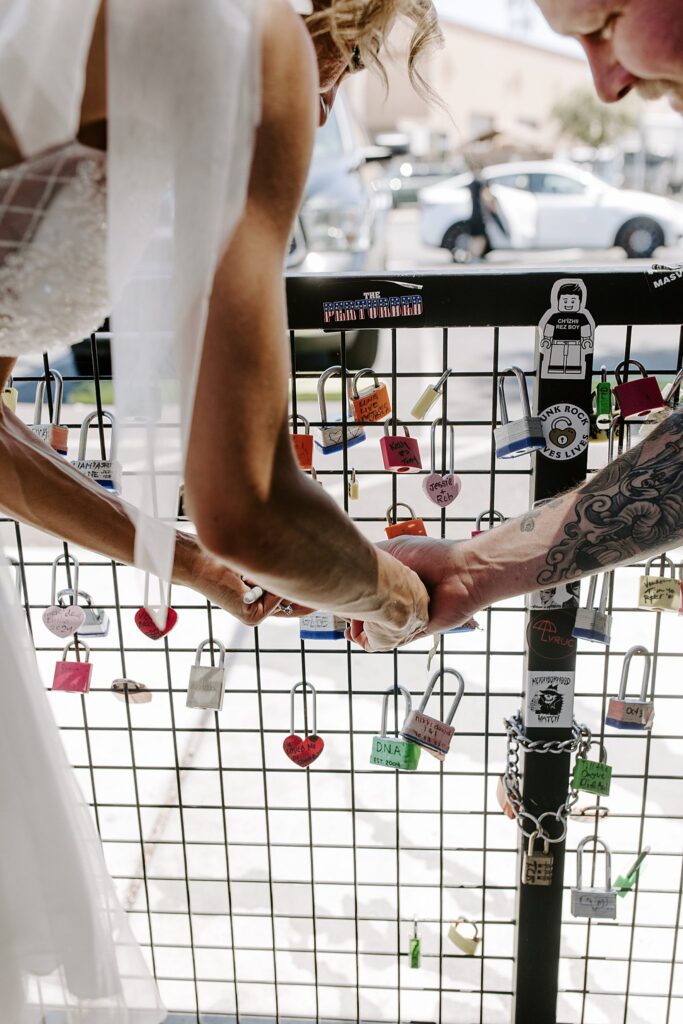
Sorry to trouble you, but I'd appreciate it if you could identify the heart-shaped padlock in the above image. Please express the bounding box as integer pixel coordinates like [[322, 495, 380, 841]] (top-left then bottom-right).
[[43, 603, 86, 638], [283, 733, 325, 767], [422, 472, 461, 507], [548, 417, 576, 448], [134, 606, 178, 640]]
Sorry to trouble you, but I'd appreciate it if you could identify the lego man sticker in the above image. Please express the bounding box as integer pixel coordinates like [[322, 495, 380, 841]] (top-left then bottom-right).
[[538, 279, 595, 380]]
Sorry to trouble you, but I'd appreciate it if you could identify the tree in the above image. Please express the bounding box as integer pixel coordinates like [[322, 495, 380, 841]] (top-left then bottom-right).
[[552, 86, 638, 149]]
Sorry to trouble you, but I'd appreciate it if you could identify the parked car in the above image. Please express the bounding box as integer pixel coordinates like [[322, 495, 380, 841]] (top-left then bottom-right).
[[387, 159, 459, 206], [419, 160, 683, 260]]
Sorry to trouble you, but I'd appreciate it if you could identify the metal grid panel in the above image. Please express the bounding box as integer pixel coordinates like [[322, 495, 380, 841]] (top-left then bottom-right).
[[3, 269, 683, 1024]]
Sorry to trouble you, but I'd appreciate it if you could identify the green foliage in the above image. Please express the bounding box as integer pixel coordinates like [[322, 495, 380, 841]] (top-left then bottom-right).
[[552, 86, 637, 148]]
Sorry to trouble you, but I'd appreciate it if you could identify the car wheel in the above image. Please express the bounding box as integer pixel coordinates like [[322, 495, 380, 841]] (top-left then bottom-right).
[[616, 217, 664, 259], [442, 221, 474, 263]]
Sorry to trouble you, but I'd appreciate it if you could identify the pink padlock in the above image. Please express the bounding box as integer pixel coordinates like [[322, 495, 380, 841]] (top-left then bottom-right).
[[380, 422, 422, 473], [52, 640, 93, 693], [613, 360, 665, 418]]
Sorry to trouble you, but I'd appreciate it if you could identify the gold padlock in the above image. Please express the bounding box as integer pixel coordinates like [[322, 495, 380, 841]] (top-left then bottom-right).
[[638, 555, 681, 612], [448, 918, 480, 956]]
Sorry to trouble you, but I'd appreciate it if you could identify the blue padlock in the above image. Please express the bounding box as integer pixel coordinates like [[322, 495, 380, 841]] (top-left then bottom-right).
[[494, 367, 545, 459], [315, 366, 366, 455], [300, 611, 346, 641]]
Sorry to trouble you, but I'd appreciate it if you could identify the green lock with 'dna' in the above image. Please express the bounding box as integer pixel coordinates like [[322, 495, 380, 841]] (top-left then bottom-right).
[[370, 685, 421, 771]]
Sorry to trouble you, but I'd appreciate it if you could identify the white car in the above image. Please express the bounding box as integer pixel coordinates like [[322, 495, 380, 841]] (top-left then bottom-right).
[[419, 160, 683, 260]]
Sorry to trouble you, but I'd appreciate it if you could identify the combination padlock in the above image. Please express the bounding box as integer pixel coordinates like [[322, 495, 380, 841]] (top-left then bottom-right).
[[423, 418, 461, 506], [1, 375, 18, 412], [283, 681, 324, 767], [522, 830, 554, 886], [613, 359, 665, 418], [447, 918, 480, 956], [400, 667, 464, 761], [369, 685, 421, 771], [289, 414, 314, 471], [187, 639, 227, 711], [638, 555, 681, 612], [350, 367, 391, 422], [410, 368, 451, 420], [72, 410, 122, 493], [315, 365, 366, 454], [384, 502, 427, 539], [42, 554, 85, 637], [572, 742, 612, 797], [52, 640, 93, 693], [571, 836, 618, 920], [300, 611, 346, 640], [572, 573, 612, 645], [606, 645, 654, 731], [57, 588, 110, 637], [471, 509, 505, 537], [494, 366, 545, 459], [30, 370, 68, 455], [380, 422, 422, 473]]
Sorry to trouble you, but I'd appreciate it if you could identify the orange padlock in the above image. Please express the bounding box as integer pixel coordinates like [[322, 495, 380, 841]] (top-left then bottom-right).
[[350, 368, 391, 423], [289, 414, 314, 470], [385, 502, 427, 539]]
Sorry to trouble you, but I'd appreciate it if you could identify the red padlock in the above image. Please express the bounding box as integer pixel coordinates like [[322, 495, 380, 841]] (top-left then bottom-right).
[[613, 360, 665, 418], [289, 414, 314, 471], [52, 640, 93, 693], [350, 368, 391, 423], [380, 422, 422, 473], [135, 576, 178, 640], [385, 502, 427, 539]]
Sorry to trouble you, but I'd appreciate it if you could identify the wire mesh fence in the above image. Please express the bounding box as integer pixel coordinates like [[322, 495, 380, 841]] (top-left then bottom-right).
[[3, 267, 683, 1024]]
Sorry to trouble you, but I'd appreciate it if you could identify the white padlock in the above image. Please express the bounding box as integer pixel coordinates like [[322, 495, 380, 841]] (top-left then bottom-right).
[[400, 667, 464, 761], [186, 639, 227, 711], [315, 366, 366, 454], [71, 410, 122, 493]]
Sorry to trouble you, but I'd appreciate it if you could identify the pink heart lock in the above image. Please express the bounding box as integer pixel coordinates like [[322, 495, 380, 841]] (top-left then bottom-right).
[[43, 603, 86, 638], [422, 472, 462, 507]]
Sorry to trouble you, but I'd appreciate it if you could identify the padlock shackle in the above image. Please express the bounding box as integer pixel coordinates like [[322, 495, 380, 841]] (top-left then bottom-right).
[[618, 644, 651, 703], [350, 367, 380, 400], [194, 637, 226, 668], [607, 416, 631, 463], [584, 739, 609, 765], [61, 638, 91, 662], [380, 684, 413, 738], [451, 917, 479, 941], [498, 366, 532, 426], [383, 421, 410, 438], [290, 680, 317, 737], [584, 573, 610, 616], [418, 667, 465, 723], [432, 368, 452, 394], [664, 368, 683, 408], [33, 369, 64, 425], [474, 509, 505, 531], [576, 834, 612, 891], [288, 413, 310, 435], [527, 829, 550, 855], [77, 410, 117, 461], [57, 587, 92, 609], [644, 554, 676, 577], [385, 502, 417, 526], [51, 553, 80, 606], [614, 359, 648, 386], [317, 365, 347, 423], [429, 417, 455, 475]]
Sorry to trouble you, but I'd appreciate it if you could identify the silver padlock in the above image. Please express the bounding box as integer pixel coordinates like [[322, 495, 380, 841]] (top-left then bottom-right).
[[400, 667, 464, 761], [315, 366, 366, 454], [42, 554, 85, 638], [31, 370, 69, 455], [605, 645, 654, 731], [571, 835, 618, 920], [638, 555, 681, 612], [522, 830, 554, 886], [58, 588, 110, 637], [572, 573, 612, 645], [300, 611, 346, 640], [494, 366, 545, 459], [471, 508, 505, 537], [186, 639, 227, 711], [71, 410, 122, 493]]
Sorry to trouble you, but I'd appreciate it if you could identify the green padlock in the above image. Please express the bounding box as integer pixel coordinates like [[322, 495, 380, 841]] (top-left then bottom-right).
[[370, 685, 421, 771], [409, 918, 421, 968], [572, 741, 612, 797], [594, 366, 614, 430], [614, 847, 650, 897]]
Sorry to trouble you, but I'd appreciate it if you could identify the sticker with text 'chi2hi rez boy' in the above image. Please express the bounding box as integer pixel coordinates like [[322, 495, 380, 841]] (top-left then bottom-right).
[[538, 278, 594, 380]]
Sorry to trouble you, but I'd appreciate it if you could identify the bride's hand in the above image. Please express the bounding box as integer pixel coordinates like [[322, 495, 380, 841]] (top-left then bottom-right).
[[190, 550, 312, 626]]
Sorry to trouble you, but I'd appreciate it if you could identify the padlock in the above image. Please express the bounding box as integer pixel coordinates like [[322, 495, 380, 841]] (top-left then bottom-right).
[[447, 918, 480, 956], [606, 644, 654, 731], [494, 366, 545, 459], [572, 573, 612, 645], [380, 422, 422, 473], [572, 742, 612, 796], [370, 685, 421, 771], [30, 370, 68, 455], [1, 375, 18, 413], [283, 680, 324, 767], [134, 575, 178, 639], [422, 418, 461, 506], [289, 414, 314, 470], [71, 410, 122, 493], [42, 554, 85, 637], [522, 830, 554, 886], [400, 667, 464, 761], [613, 359, 665, 418], [639, 368, 683, 438], [57, 588, 110, 637], [186, 639, 227, 711], [384, 502, 427, 539], [52, 640, 93, 693], [111, 679, 152, 704], [347, 467, 359, 500], [571, 836, 618, 920], [315, 365, 366, 454], [300, 611, 346, 640], [471, 509, 505, 537], [409, 918, 421, 968], [496, 775, 517, 819], [592, 365, 614, 432], [410, 368, 452, 420], [614, 847, 650, 897], [350, 367, 391, 423], [638, 555, 681, 612]]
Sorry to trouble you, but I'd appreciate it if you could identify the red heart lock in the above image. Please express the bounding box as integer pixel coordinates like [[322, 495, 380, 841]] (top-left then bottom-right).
[[134, 606, 178, 640], [43, 604, 86, 638], [283, 733, 325, 767]]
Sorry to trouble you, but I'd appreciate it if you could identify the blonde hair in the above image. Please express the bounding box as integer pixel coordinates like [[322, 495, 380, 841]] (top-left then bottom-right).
[[306, 1, 443, 102]]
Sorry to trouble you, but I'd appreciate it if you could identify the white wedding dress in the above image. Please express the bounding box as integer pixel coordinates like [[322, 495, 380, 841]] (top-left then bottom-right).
[[0, 0, 263, 1020]]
